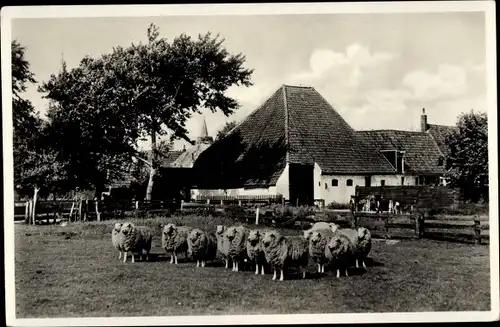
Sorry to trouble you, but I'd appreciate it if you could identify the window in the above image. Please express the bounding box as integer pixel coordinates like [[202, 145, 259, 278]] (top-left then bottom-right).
[[318, 182, 321, 186], [401, 177, 405, 185], [332, 179, 338, 187], [381, 180, 386, 186], [365, 176, 371, 187], [325, 183, 328, 190], [346, 179, 353, 186]]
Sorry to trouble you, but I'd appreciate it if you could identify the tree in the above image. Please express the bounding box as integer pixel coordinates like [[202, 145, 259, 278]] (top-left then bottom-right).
[[40, 57, 140, 197], [12, 40, 67, 222], [215, 120, 238, 141], [443, 110, 488, 202], [42, 23, 253, 201]]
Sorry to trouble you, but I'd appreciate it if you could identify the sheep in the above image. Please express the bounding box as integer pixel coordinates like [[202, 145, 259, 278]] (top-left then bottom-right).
[[161, 223, 193, 264], [215, 225, 230, 269], [303, 222, 339, 241], [246, 229, 267, 275], [332, 226, 364, 268], [324, 233, 356, 278], [355, 227, 372, 268], [120, 222, 153, 263], [308, 229, 335, 274], [225, 225, 249, 272], [111, 222, 125, 260], [261, 230, 309, 281], [187, 228, 217, 268]]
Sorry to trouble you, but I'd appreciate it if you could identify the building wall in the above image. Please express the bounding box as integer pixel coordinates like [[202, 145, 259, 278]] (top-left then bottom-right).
[[192, 186, 278, 198], [313, 163, 322, 200], [319, 174, 420, 205], [275, 163, 290, 199], [191, 165, 289, 199]]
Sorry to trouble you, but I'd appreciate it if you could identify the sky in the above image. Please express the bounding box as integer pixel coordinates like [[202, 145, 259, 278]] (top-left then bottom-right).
[[11, 11, 487, 150]]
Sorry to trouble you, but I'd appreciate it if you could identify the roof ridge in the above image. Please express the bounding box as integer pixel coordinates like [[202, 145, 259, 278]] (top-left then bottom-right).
[[427, 123, 456, 129], [282, 85, 290, 163], [356, 129, 427, 134]]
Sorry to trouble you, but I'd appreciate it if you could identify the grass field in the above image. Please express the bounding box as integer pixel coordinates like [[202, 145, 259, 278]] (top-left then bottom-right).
[[14, 215, 491, 317]]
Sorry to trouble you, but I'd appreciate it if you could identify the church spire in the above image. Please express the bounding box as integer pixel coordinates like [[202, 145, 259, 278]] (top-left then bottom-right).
[[199, 115, 208, 138], [196, 115, 213, 144]]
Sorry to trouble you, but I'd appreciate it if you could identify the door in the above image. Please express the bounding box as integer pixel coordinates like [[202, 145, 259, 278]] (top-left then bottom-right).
[[289, 164, 314, 206], [365, 176, 372, 187]]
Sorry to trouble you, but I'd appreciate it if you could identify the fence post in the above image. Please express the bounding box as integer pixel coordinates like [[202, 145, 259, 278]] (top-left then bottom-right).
[[385, 215, 389, 232], [220, 199, 223, 206], [238, 200, 242, 207], [416, 215, 425, 238], [255, 206, 260, 225], [24, 201, 29, 224], [282, 197, 285, 206], [84, 200, 89, 221], [78, 199, 83, 221], [32, 200, 36, 225], [180, 200, 184, 213], [474, 219, 481, 245], [352, 213, 358, 228], [95, 200, 101, 222]]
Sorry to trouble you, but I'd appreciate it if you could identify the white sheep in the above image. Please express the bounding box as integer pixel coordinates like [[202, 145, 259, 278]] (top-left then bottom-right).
[[161, 223, 193, 264], [308, 229, 335, 274], [325, 233, 356, 278], [187, 228, 217, 268], [246, 229, 267, 275], [355, 227, 372, 268], [120, 222, 153, 263], [215, 225, 230, 269], [111, 222, 125, 260], [225, 225, 249, 272], [261, 230, 309, 281], [303, 222, 339, 241]]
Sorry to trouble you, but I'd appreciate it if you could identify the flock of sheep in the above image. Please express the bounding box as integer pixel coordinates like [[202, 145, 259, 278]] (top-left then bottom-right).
[[111, 221, 372, 281]]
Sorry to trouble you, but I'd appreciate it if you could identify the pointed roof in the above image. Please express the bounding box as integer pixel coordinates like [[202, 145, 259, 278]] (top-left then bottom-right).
[[199, 115, 209, 138], [192, 85, 397, 189]]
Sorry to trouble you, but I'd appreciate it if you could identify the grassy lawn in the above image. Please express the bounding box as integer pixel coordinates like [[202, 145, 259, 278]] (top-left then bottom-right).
[[14, 215, 491, 317]]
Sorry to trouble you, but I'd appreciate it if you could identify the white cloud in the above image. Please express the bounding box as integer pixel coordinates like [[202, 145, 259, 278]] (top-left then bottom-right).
[[288, 44, 395, 84], [402, 64, 468, 101]]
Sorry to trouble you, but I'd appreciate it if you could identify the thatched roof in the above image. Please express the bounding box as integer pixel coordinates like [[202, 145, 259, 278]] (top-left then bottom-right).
[[192, 85, 397, 189], [355, 130, 446, 175]]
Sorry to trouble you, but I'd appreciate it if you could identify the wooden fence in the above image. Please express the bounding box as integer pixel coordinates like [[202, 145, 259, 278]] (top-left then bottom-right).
[[327, 212, 489, 245], [14, 199, 179, 224], [354, 185, 460, 211]]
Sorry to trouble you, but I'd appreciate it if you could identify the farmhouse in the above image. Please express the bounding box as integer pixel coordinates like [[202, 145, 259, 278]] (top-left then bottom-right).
[[191, 85, 455, 206]]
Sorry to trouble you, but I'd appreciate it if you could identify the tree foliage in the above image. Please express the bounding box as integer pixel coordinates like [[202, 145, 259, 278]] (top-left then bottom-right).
[[215, 120, 238, 141], [12, 40, 65, 198], [443, 111, 488, 202], [40, 23, 254, 200]]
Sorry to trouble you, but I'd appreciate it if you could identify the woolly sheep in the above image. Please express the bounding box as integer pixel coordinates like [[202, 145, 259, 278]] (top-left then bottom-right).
[[261, 230, 309, 281], [225, 225, 249, 272], [215, 225, 230, 269], [161, 223, 193, 264], [355, 227, 372, 268], [308, 229, 335, 274], [111, 222, 125, 260], [325, 233, 356, 278], [120, 222, 153, 263], [187, 228, 217, 268], [246, 229, 267, 275], [303, 222, 339, 241]]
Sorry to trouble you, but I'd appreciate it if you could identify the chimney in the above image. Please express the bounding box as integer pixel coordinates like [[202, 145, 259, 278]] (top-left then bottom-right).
[[420, 108, 428, 132]]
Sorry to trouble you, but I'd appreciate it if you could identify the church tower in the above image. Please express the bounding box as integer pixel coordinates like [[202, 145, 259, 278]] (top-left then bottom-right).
[[196, 115, 214, 144]]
